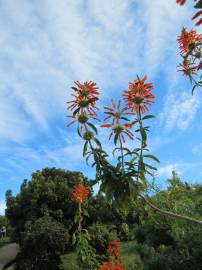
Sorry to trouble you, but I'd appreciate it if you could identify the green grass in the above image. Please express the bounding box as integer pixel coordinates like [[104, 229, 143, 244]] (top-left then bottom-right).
[[61, 241, 143, 270], [61, 252, 79, 270]]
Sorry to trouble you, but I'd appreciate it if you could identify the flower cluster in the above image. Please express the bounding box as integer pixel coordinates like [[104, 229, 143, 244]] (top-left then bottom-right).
[[107, 239, 121, 260], [72, 182, 90, 203], [176, 0, 202, 26], [67, 81, 100, 128], [101, 99, 134, 143], [177, 27, 202, 54], [98, 239, 126, 270], [123, 75, 155, 114]]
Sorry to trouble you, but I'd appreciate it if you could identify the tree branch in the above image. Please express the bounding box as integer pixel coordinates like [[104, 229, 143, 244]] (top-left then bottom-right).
[[138, 192, 202, 225]]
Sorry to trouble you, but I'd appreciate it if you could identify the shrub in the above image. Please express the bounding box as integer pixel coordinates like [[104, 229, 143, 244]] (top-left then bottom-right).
[[15, 215, 69, 270], [88, 223, 117, 262]]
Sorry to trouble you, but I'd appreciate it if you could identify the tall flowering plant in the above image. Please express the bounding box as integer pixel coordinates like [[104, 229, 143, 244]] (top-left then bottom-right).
[[72, 181, 99, 269], [67, 76, 159, 208], [67, 78, 202, 225]]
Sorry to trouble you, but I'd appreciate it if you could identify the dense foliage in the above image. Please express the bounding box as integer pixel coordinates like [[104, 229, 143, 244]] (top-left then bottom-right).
[[15, 215, 69, 270], [5, 168, 202, 270]]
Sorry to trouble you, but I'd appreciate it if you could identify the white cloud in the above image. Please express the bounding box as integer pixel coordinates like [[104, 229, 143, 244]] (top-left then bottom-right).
[[160, 91, 201, 132], [0, 202, 6, 216], [0, 0, 193, 143], [157, 162, 202, 178]]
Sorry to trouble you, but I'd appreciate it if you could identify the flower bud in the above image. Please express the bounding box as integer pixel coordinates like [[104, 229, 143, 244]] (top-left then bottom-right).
[[83, 131, 94, 140], [113, 124, 124, 134], [78, 114, 88, 124]]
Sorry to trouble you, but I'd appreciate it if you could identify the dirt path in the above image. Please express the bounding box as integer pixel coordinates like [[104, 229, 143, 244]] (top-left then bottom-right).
[[0, 243, 19, 269]]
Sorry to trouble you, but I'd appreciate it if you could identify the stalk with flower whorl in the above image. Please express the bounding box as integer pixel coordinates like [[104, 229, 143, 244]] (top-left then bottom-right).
[[123, 75, 155, 114], [67, 81, 103, 167], [177, 27, 202, 93]]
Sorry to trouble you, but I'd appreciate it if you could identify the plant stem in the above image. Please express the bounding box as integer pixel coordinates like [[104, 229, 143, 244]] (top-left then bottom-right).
[[119, 135, 124, 173], [78, 202, 82, 234], [137, 106, 144, 183]]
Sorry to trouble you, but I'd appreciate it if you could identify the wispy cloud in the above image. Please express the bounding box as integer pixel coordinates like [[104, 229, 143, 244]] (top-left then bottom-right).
[[157, 161, 202, 178], [160, 91, 201, 132], [0, 0, 192, 143], [0, 0, 199, 202]]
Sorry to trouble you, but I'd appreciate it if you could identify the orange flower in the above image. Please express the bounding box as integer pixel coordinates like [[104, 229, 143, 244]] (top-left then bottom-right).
[[192, 10, 202, 26], [177, 27, 202, 54], [103, 99, 134, 126], [101, 100, 134, 143], [72, 182, 90, 203], [98, 263, 126, 270], [178, 60, 198, 76], [107, 239, 121, 260], [176, 0, 186, 5], [67, 81, 99, 116], [98, 262, 114, 270], [123, 75, 155, 114]]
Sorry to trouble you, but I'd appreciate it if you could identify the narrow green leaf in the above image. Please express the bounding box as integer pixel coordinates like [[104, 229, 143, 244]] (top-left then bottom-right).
[[73, 107, 80, 116], [93, 137, 102, 148], [143, 154, 160, 163], [77, 126, 82, 138], [87, 122, 97, 134], [114, 133, 119, 145], [142, 115, 155, 120], [144, 163, 157, 171], [83, 141, 88, 157]]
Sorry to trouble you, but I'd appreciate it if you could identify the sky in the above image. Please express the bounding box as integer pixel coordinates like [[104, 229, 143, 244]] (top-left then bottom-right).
[[0, 0, 202, 215]]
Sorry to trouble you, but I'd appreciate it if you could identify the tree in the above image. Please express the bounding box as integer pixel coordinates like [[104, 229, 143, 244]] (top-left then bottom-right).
[[6, 167, 91, 245]]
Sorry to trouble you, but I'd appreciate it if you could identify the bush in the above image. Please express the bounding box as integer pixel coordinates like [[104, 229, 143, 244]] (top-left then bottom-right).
[[88, 223, 117, 262], [15, 215, 69, 270]]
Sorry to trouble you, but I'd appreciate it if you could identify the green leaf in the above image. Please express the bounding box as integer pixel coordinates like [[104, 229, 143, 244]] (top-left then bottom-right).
[[121, 116, 130, 121], [93, 137, 102, 148], [83, 141, 88, 157], [144, 163, 157, 171], [114, 133, 119, 145], [87, 122, 98, 134], [143, 154, 160, 163], [77, 127, 82, 137], [112, 147, 120, 156], [131, 120, 138, 125], [73, 107, 80, 116], [142, 115, 155, 120], [192, 84, 198, 95], [194, 0, 202, 9]]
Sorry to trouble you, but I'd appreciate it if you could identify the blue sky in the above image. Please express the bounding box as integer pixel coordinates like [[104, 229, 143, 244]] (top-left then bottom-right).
[[0, 0, 202, 215]]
